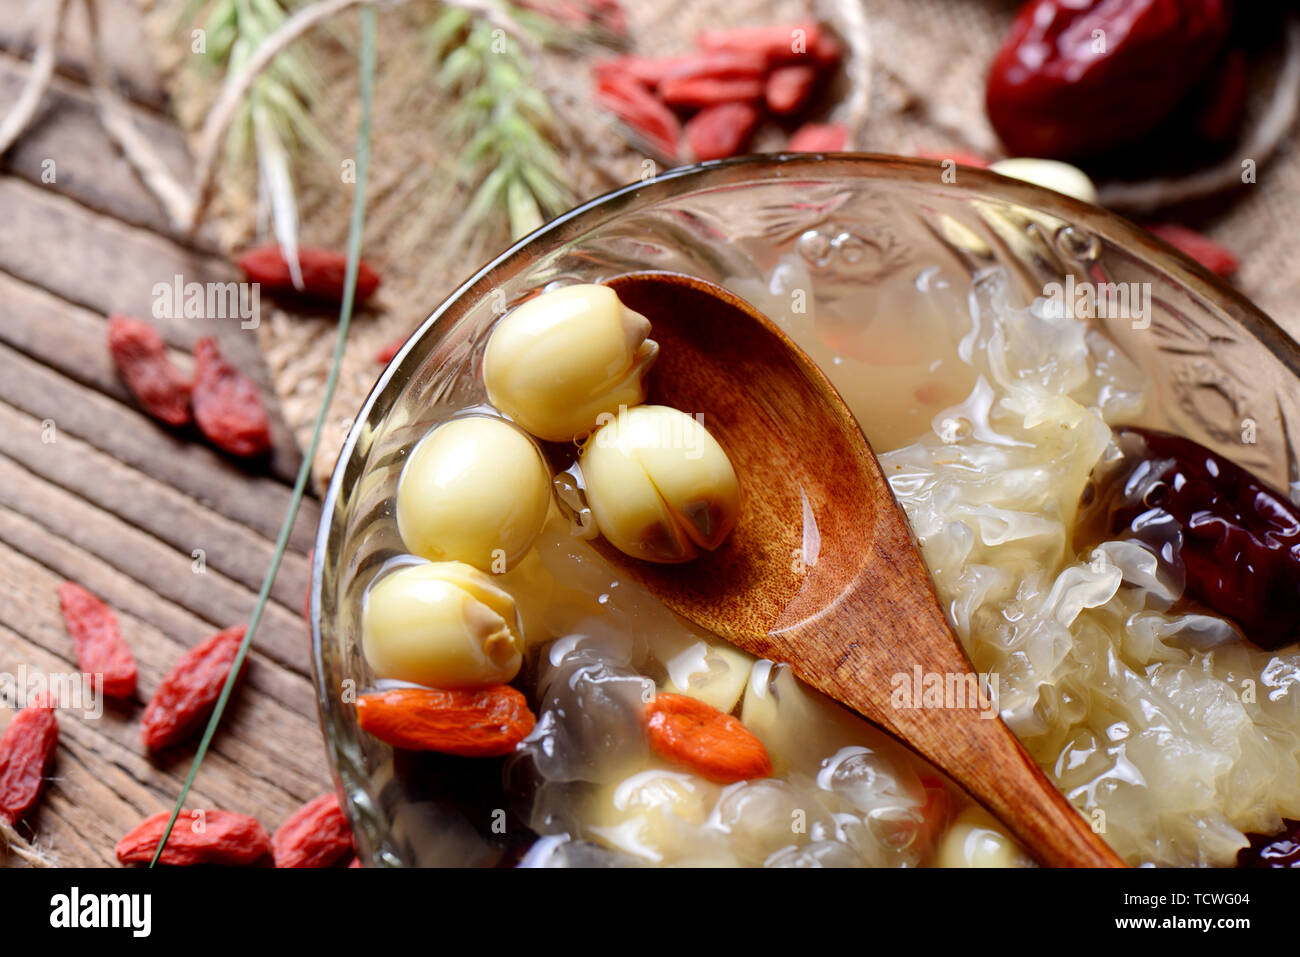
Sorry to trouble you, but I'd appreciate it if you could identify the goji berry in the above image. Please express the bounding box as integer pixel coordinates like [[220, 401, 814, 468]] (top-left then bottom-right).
[[595, 71, 682, 160], [375, 337, 405, 365], [191, 338, 273, 458], [237, 246, 381, 308], [115, 809, 271, 866], [57, 582, 137, 699], [518, 0, 626, 34], [106, 315, 193, 427], [644, 692, 771, 784], [302, 548, 314, 623], [141, 626, 246, 751], [685, 101, 760, 161], [697, 21, 825, 67], [0, 695, 58, 825], [1146, 224, 1238, 277], [355, 686, 536, 757], [660, 76, 764, 110], [811, 31, 842, 70], [787, 122, 846, 152], [272, 793, 352, 868], [764, 64, 818, 115], [916, 774, 953, 856], [592, 54, 693, 88], [658, 50, 768, 84]]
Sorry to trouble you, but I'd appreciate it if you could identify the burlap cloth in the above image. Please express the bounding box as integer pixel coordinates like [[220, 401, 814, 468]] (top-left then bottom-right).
[[138, 0, 1300, 485]]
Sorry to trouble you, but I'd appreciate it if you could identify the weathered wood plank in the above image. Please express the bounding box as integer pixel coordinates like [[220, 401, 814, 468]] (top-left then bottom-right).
[[0, 522, 322, 745], [0, 620, 326, 867], [0, 398, 310, 615], [0, 336, 318, 552], [0, 176, 303, 481], [0, 52, 211, 244], [0, 0, 346, 870], [0, 269, 189, 406], [0, 0, 171, 112], [0, 450, 313, 675], [0, 536, 332, 812]]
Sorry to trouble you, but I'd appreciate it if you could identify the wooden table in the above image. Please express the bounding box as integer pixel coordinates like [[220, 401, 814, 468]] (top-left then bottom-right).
[[0, 0, 333, 867]]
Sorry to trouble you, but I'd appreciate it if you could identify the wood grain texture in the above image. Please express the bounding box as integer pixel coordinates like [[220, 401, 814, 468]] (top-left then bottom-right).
[[601, 272, 1124, 868], [0, 52, 216, 246], [0, 0, 171, 112], [0, 0, 337, 867]]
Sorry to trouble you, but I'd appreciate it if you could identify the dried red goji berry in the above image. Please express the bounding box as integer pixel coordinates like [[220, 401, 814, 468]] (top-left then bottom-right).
[[787, 121, 846, 153], [811, 31, 842, 70], [375, 337, 404, 365], [697, 21, 825, 67], [916, 774, 953, 856], [1146, 223, 1238, 277], [115, 809, 271, 866], [141, 626, 246, 751], [644, 692, 771, 784], [191, 338, 273, 458], [355, 686, 536, 757], [517, 0, 625, 34], [595, 71, 682, 160], [302, 548, 314, 623], [592, 54, 694, 88], [57, 582, 137, 699], [237, 246, 381, 308], [106, 315, 193, 427], [685, 101, 760, 161], [660, 75, 764, 109], [765, 64, 818, 115], [272, 793, 352, 868], [658, 50, 768, 84], [0, 696, 58, 825]]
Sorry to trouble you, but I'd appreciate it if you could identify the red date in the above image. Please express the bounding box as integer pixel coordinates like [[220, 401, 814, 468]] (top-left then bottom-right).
[[986, 0, 1231, 159], [1084, 427, 1300, 650]]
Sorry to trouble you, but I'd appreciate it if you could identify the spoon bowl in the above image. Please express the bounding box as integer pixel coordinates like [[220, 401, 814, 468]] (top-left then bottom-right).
[[586, 271, 1125, 868]]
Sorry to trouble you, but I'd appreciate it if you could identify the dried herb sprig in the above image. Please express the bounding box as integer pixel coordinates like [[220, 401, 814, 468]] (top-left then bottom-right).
[[183, 0, 332, 282], [429, 5, 574, 247]]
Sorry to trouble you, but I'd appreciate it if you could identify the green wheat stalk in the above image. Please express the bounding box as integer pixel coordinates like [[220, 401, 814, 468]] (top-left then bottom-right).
[[151, 1, 377, 866], [430, 6, 574, 245], [184, 0, 331, 283]]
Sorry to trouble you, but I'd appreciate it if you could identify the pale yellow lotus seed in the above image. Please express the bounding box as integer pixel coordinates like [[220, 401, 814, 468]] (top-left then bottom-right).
[[935, 808, 1029, 868], [483, 284, 659, 442], [988, 158, 1098, 204], [362, 561, 524, 688], [396, 416, 550, 572], [579, 405, 740, 564]]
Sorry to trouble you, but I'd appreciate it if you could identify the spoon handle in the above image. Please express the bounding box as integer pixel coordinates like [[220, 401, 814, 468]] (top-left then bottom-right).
[[794, 615, 1125, 866], [777, 528, 1126, 867], [876, 688, 1125, 868]]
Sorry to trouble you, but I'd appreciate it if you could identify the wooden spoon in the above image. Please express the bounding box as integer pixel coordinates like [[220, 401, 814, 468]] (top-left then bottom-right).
[[590, 271, 1124, 868]]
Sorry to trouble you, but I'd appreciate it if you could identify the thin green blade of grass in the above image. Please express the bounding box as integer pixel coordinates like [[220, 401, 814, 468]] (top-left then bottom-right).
[[149, 2, 377, 867]]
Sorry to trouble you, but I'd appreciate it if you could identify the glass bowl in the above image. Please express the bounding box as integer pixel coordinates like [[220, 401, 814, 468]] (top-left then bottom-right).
[[310, 154, 1300, 867]]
